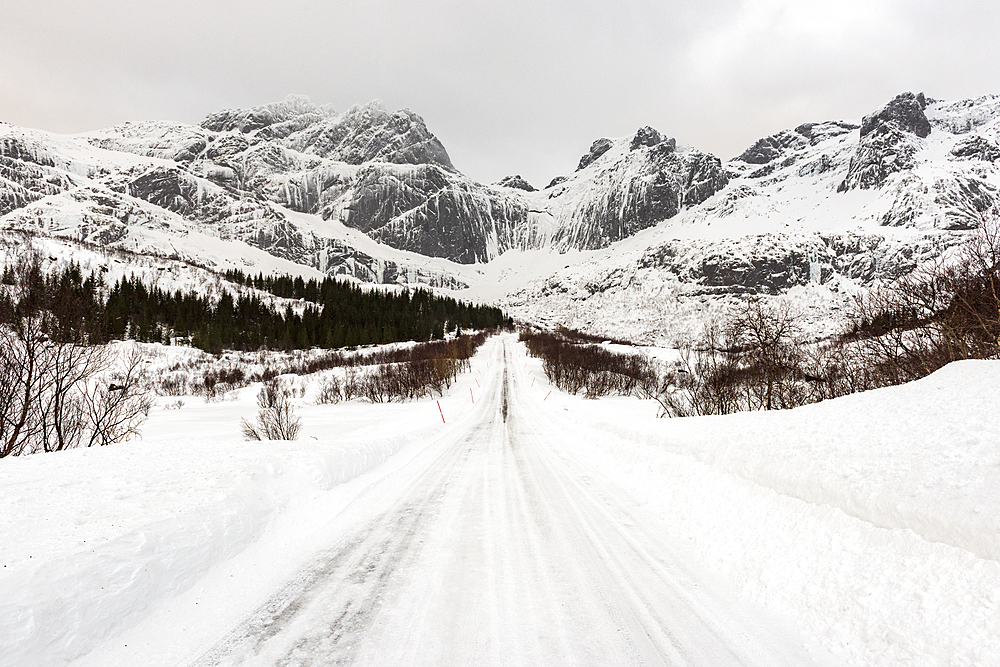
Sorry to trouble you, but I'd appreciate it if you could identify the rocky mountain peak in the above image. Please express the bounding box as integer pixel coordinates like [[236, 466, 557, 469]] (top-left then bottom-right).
[[290, 102, 454, 170], [495, 175, 536, 192], [860, 91, 931, 139], [737, 130, 807, 164], [840, 92, 933, 191], [200, 94, 328, 134], [630, 126, 670, 151], [577, 138, 614, 170]]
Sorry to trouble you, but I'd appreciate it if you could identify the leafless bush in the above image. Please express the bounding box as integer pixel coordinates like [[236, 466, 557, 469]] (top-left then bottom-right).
[[342, 367, 361, 401], [652, 302, 816, 416], [278, 330, 494, 376], [315, 374, 342, 404], [350, 356, 464, 403], [82, 346, 154, 448], [202, 365, 249, 401], [847, 215, 1000, 384], [241, 378, 301, 441], [0, 320, 152, 456], [519, 328, 656, 399], [156, 371, 191, 396]]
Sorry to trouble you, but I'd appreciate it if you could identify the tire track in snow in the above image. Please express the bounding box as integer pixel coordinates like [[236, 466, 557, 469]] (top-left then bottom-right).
[[188, 337, 820, 666]]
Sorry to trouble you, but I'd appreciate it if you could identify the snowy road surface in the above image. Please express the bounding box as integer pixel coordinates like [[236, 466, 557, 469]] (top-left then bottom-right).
[[7, 339, 1000, 666], [171, 337, 816, 666]]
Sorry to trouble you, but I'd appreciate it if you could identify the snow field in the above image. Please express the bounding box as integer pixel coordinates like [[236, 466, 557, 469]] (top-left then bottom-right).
[[0, 339, 497, 667], [2, 339, 998, 666], [532, 356, 1000, 666]]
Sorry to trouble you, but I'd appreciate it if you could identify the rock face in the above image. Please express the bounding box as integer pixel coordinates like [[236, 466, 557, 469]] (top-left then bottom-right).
[[951, 135, 1000, 162], [840, 92, 932, 191], [577, 139, 614, 170], [8, 95, 726, 270], [542, 129, 727, 249], [3, 89, 1000, 342], [495, 175, 537, 192], [738, 131, 807, 164], [630, 126, 665, 151], [636, 231, 961, 295], [860, 92, 931, 139], [0, 135, 78, 215]]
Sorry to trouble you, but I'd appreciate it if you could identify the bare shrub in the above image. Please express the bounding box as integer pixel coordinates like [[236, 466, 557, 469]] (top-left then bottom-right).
[[342, 367, 360, 401], [847, 215, 1000, 385], [722, 300, 808, 411], [241, 378, 301, 441], [0, 321, 152, 456], [82, 346, 154, 448], [519, 328, 656, 399], [202, 365, 249, 402], [315, 374, 342, 405]]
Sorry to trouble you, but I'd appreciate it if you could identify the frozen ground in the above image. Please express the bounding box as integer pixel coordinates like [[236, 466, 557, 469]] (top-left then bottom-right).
[[1, 336, 998, 666]]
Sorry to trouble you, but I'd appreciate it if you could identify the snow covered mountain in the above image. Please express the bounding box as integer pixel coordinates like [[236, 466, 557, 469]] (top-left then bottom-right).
[[501, 92, 1000, 341], [2, 91, 999, 340]]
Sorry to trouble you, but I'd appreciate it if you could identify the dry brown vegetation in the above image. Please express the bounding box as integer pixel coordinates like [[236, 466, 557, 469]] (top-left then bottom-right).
[[525, 217, 1000, 418]]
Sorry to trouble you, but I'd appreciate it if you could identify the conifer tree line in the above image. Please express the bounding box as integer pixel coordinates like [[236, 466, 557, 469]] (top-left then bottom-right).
[[0, 258, 511, 353]]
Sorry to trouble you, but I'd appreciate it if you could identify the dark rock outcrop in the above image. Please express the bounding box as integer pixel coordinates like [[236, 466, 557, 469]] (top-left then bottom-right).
[[495, 175, 536, 192], [860, 92, 931, 139], [794, 121, 858, 144], [950, 135, 1000, 162], [839, 92, 932, 191], [639, 235, 829, 294], [738, 131, 807, 164], [201, 95, 324, 134], [577, 138, 614, 170], [630, 126, 667, 151], [634, 229, 964, 296]]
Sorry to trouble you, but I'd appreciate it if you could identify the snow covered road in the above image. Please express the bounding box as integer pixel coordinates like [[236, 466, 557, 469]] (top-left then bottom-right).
[[172, 338, 816, 666], [8, 337, 1000, 665]]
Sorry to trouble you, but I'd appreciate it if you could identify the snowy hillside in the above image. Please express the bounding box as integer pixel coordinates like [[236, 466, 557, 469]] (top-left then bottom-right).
[[3, 91, 1000, 339], [503, 92, 1000, 341]]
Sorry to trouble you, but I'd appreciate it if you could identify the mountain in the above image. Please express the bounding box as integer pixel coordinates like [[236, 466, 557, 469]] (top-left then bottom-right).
[[2, 91, 999, 342]]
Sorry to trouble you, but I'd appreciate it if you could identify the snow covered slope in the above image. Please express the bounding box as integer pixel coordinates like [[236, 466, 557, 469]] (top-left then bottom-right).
[[502, 92, 1000, 341], [3, 92, 999, 338]]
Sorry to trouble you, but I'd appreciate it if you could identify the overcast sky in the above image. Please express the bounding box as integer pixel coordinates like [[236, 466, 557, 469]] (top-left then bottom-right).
[[2, 0, 998, 186]]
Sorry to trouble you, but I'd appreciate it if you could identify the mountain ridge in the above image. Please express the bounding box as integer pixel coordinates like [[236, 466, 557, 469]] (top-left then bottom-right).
[[3, 91, 999, 342]]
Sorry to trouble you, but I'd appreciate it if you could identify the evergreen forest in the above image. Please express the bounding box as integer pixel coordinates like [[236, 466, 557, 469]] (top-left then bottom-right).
[[0, 261, 511, 353]]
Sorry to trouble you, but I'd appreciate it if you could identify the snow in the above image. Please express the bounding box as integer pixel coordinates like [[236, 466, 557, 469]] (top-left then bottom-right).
[[7, 92, 1000, 343], [536, 357, 1000, 666], [2, 338, 999, 666], [0, 378, 449, 667]]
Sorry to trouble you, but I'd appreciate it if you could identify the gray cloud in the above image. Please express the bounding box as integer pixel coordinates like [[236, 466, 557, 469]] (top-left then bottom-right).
[[2, 0, 998, 186]]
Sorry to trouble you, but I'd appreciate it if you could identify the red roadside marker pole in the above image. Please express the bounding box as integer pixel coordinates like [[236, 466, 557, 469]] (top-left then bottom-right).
[[543, 391, 552, 401], [437, 400, 445, 423], [470, 388, 475, 403]]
